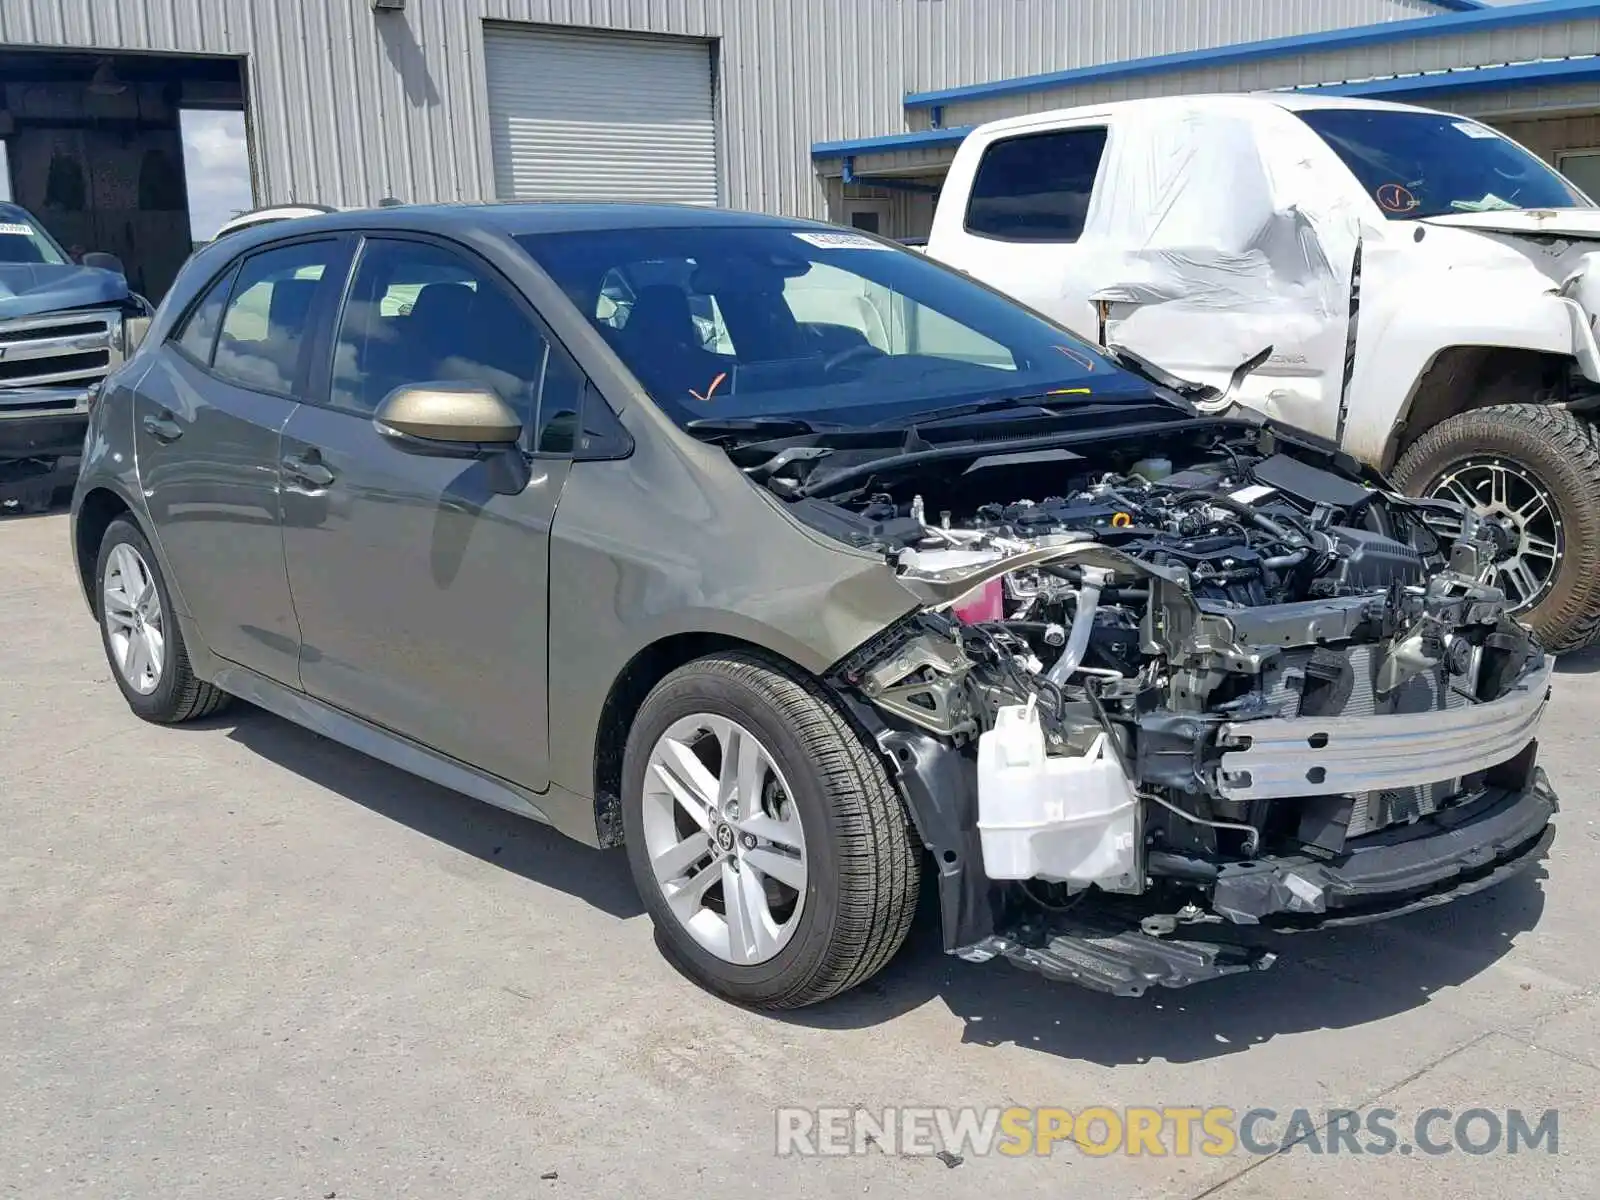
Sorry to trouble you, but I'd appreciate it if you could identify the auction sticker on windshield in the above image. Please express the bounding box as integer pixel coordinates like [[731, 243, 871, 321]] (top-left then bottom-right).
[[792, 231, 894, 250], [1453, 121, 1499, 140], [1376, 183, 1420, 213], [0, 223, 34, 236]]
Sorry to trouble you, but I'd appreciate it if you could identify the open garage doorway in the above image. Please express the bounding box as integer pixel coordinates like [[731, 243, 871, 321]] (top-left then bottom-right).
[[0, 47, 251, 302]]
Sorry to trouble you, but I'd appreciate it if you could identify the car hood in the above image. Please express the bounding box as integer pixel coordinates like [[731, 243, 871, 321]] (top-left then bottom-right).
[[1422, 208, 1600, 241], [0, 263, 129, 321]]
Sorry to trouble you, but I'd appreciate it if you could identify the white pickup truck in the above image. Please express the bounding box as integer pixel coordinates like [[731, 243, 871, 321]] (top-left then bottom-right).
[[925, 93, 1600, 650]]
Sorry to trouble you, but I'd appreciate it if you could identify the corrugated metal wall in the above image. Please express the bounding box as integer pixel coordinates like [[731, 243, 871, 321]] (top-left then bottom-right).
[[0, 0, 1449, 222], [929, 16, 1600, 129], [1494, 112, 1600, 162], [1450, 81, 1600, 126]]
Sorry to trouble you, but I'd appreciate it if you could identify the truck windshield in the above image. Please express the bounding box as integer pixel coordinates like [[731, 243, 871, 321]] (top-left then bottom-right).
[[1296, 108, 1589, 220], [516, 223, 1152, 429], [0, 204, 69, 265]]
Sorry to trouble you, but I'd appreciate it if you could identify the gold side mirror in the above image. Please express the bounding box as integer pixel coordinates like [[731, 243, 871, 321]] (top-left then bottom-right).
[[374, 383, 521, 450]]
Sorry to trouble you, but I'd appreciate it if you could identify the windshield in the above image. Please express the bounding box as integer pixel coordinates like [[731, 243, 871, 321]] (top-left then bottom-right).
[[515, 224, 1151, 428], [0, 204, 69, 265], [1296, 108, 1589, 220]]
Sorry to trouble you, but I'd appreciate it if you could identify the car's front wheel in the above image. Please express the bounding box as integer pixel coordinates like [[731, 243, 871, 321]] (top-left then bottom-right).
[[621, 652, 920, 1009], [95, 516, 231, 723]]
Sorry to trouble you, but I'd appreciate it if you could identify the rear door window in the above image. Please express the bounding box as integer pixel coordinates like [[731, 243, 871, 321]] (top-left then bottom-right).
[[964, 126, 1109, 242], [212, 240, 339, 394], [170, 265, 237, 366]]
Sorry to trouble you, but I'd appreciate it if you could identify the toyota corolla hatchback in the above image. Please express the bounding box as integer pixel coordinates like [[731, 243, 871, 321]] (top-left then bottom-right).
[[72, 204, 1557, 1008]]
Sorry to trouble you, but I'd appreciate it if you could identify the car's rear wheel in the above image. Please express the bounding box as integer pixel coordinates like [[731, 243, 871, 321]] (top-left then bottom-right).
[[621, 652, 919, 1009], [95, 516, 231, 723], [1391, 403, 1600, 652]]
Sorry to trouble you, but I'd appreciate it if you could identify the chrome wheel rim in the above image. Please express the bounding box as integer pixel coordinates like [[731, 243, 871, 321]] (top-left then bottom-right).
[[641, 714, 808, 965], [102, 543, 166, 695], [1426, 457, 1563, 611]]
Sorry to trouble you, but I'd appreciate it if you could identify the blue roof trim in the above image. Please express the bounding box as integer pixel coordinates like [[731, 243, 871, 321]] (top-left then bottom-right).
[[813, 56, 1600, 162], [1431, 0, 1487, 9], [1301, 55, 1600, 98], [903, 0, 1600, 109], [811, 127, 974, 159]]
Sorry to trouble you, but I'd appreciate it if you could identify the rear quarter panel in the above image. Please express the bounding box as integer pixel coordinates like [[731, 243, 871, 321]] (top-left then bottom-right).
[[70, 356, 156, 608]]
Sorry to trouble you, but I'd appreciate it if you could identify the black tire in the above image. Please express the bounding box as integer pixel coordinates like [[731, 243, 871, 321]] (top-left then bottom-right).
[[1391, 403, 1600, 652], [94, 516, 232, 723], [621, 651, 920, 1009]]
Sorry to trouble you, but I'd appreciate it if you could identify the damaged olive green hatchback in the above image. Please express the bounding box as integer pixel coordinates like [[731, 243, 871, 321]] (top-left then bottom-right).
[[72, 204, 1558, 1008]]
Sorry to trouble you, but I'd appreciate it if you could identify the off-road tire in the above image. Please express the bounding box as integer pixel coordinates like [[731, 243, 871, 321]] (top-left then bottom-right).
[[621, 651, 920, 1009], [1391, 403, 1600, 652], [95, 516, 232, 723]]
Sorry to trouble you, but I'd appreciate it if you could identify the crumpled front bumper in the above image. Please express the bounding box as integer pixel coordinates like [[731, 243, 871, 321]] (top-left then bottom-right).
[[962, 768, 1556, 997], [1211, 765, 1557, 926]]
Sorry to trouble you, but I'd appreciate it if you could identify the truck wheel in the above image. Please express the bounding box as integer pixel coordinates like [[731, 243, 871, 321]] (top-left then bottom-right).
[[1390, 404, 1600, 651], [621, 651, 920, 1009]]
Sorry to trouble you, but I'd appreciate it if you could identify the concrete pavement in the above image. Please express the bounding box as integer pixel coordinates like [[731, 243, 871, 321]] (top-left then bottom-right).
[[3, 510, 1597, 1198]]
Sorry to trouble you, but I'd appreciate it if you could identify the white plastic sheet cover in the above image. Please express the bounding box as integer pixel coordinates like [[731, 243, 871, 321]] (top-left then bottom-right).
[[1071, 99, 1364, 413]]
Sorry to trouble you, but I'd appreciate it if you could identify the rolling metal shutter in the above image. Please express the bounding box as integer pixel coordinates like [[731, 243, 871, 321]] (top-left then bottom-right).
[[483, 25, 718, 206]]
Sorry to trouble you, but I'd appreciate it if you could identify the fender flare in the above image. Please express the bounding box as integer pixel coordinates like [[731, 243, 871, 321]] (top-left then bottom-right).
[[1344, 288, 1579, 469]]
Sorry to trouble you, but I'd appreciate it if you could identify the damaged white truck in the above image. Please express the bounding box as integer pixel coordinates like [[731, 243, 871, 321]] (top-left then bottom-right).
[[927, 93, 1600, 651]]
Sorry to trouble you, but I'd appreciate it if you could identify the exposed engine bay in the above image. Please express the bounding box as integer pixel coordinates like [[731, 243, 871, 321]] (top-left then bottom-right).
[[756, 420, 1559, 995]]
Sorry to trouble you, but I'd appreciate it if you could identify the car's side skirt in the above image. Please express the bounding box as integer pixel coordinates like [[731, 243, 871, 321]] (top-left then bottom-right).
[[211, 662, 556, 828]]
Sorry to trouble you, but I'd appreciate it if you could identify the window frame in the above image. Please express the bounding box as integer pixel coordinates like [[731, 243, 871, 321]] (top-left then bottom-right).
[[961, 124, 1110, 245], [1556, 147, 1600, 205], [310, 230, 603, 460], [166, 233, 353, 399], [166, 261, 241, 370]]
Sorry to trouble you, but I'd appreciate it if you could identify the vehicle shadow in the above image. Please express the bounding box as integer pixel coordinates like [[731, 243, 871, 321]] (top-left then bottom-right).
[[778, 863, 1548, 1067], [192, 703, 1547, 1066], [0, 482, 73, 518], [1553, 644, 1600, 675], [213, 702, 645, 920]]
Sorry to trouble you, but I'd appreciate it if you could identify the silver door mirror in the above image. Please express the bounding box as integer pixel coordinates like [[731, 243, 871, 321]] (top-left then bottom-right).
[[373, 383, 522, 453]]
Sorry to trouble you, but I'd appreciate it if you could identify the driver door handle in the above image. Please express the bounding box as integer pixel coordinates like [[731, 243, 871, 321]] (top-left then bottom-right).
[[282, 451, 335, 489], [142, 411, 183, 443]]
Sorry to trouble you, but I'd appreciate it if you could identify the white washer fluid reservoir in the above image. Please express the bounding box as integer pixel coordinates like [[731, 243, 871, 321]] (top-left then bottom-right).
[[977, 699, 1141, 888]]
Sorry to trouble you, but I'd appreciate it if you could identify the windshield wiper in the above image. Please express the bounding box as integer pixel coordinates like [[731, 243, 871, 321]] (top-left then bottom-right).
[[797, 413, 1220, 500], [868, 390, 1100, 429], [685, 415, 819, 438]]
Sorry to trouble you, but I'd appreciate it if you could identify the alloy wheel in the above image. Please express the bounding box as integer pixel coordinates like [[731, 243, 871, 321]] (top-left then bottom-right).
[[103, 542, 166, 695], [1426, 456, 1564, 610], [640, 713, 808, 965]]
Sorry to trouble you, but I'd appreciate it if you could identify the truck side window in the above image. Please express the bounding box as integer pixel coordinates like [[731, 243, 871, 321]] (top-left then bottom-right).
[[964, 127, 1108, 243]]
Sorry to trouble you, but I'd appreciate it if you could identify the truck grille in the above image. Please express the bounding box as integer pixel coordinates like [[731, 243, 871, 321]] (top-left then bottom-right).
[[0, 309, 119, 397]]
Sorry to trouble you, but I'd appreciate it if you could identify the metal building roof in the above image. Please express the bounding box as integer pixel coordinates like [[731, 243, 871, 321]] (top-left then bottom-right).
[[1301, 55, 1600, 99], [814, 0, 1600, 161], [901, 0, 1600, 110]]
